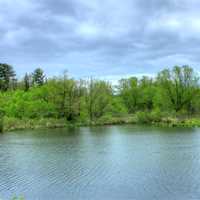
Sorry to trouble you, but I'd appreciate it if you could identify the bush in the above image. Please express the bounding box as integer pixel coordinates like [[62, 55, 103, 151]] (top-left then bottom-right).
[[136, 110, 163, 124], [96, 114, 113, 124], [150, 109, 163, 122], [136, 111, 152, 124]]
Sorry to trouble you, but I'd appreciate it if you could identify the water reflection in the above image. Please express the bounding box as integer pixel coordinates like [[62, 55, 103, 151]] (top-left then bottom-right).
[[0, 125, 200, 200]]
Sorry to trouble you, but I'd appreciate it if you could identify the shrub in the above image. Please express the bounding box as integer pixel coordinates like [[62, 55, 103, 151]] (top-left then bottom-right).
[[136, 111, 152, 124], [150, 109, 163, 122], [136, 110, 163, 124]]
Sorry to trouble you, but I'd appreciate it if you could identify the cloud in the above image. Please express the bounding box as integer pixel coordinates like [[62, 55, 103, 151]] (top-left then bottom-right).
[[0, 0, 200, 77]]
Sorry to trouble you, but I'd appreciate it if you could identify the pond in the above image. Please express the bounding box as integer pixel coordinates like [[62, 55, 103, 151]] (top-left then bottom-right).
[[0, 125, 200, 200]]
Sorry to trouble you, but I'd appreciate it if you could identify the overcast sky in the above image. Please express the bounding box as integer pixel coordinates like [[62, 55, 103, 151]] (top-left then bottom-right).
[[1, 0, 200, 78]]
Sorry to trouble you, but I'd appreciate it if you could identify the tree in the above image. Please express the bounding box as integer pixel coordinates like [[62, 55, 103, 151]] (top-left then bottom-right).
[[0, 63, 16, 91], [32, 68, 45, 86], [157, 65, 199, 114], [48, 71, 81, 120], [24, 73, 31, 91], [87, 78, 113, 121], [118, 77, 140, 113], [138, 76, 155, 111]]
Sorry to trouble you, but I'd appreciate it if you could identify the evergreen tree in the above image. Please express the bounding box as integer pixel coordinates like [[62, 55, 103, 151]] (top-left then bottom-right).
[[32, 68, 45, 86], [0, 63, 16, 91], [24, 73, 31, 91]]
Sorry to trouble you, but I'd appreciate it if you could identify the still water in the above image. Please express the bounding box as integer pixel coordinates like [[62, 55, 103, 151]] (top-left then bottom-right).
[[0, 125, 200, 200]]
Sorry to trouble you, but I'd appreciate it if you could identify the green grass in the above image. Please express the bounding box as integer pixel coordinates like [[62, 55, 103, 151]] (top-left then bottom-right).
[[3, 114, 200, 133], [3, 117, 70, 132]]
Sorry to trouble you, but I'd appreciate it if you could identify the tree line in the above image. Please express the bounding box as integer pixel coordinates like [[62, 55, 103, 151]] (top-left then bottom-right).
[[0, 63, 200, 126]]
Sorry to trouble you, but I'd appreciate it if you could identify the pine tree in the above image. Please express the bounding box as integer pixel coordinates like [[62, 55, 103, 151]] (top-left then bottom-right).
[[0, 63, 16, 91], [24, 73, 31, 91], [32, 68, 45, 86]]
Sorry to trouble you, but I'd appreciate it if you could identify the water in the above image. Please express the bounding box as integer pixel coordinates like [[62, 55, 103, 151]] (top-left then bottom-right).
[[0, 125, 200, 200]]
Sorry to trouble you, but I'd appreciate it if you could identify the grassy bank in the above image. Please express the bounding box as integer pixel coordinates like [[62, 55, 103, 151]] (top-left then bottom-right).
[[135, 111, 200, 128], [2, 115, 137, 132], [2, 113, 200, 133], [154, 117, 200, 127], [3, 117, 69, 131]]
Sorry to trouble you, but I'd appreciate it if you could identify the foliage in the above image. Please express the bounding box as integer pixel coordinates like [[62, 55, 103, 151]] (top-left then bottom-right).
[[23, 73, 31, 91], [1, 64, 200, 131], [0, 108, 5, 132], [32, 68, 45, 86], [0, 63, 16, 91], [157, 65, 199, 113], [118, 77, 139, 113]]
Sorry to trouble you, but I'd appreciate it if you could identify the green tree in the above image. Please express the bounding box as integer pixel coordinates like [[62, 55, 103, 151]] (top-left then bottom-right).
[[138, 76, 155, 111], [87, 79, 113, 121], [32, 68, 45, 86], [24, 73, 31, 91], [157, 65, 199, 114], [118, 77, 139, 113], [0, 63, 16, 91], [44, 72, 84, 121]]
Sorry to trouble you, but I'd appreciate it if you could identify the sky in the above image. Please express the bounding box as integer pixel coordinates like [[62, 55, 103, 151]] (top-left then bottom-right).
[[1, 0, 200, 79]]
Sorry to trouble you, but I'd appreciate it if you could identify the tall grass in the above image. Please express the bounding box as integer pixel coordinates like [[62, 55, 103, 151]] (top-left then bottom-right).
[[0, 108, 5, 133]]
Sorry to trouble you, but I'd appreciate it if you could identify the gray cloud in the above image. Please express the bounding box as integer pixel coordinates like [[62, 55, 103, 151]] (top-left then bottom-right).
[[1, 0, 200, 78]]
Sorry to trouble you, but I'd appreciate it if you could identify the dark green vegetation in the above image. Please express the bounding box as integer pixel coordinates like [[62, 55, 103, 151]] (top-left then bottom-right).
[[0, 63, 200, 131]]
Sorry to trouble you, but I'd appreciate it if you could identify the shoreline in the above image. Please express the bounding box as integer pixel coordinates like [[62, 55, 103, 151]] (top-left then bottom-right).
[[2, 116, 136, 132], [2, 116, 200, 133]]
